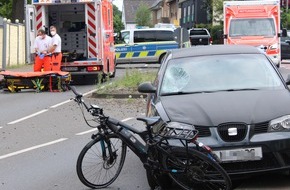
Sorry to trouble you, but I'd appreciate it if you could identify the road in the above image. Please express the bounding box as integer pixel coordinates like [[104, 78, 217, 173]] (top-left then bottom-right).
[[1, 63, 290, 190]]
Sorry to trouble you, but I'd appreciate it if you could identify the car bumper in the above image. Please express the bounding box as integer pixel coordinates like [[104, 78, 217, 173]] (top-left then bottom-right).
[[267, 54, 281, 66], [200, 132, 290, 176]]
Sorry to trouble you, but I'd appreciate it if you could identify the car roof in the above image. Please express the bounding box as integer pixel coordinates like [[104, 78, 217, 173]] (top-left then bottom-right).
[[170, 45, 263, 59], [121, 28, 174, 32]]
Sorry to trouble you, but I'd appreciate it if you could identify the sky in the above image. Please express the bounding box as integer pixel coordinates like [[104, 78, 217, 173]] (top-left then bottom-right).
[[112, 0, 123, 11]]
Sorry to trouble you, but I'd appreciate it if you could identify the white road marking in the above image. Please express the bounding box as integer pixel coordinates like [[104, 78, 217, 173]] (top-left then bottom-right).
[[50, 99, 72, 108], [83, 89, 97, 96], [7, 109, 48, 125], [75, 117, 135, 136], [6, 89, 97, 125], [0, 126, 3, 129], [0, 138, 68, 160], [76, 128, 98, 136]]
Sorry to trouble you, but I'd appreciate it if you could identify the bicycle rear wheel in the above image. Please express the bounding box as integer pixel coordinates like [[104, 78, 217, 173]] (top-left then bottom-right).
[[162, 147, 231, 190], [76, 134, 127, 189]]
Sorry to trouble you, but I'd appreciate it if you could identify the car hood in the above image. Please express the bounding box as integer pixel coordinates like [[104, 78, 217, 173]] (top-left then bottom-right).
[[159, 89, 290, 126]]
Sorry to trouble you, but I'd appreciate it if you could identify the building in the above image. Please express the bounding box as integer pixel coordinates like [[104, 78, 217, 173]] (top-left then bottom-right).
[[150, 0, 180, 27], [122, 0, 209, 30], [178, 0, 209, 29], [122, 0, 155, 29]]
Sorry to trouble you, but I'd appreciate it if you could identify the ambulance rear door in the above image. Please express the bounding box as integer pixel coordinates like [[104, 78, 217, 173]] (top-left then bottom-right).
[[25, 4, 36, 64]]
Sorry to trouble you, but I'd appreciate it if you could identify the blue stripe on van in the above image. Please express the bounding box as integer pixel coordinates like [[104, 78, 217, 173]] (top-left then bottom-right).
[[132, 52, 140, 57], [119, 53, 127, 58], [147, 51, 156, 56]]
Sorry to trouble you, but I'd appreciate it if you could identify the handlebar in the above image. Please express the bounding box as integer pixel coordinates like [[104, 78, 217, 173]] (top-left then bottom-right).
[[70, 85, 103, 117]]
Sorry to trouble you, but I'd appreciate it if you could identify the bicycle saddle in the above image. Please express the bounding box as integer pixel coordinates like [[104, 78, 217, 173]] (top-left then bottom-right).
[[137, 116, 161, 127]]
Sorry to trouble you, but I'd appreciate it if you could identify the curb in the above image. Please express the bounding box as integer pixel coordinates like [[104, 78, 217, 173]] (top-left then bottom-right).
[[91, 93, 147, 99]]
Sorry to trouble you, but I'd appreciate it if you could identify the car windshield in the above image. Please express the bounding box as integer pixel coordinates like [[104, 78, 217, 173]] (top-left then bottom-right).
[[160, 54, 284, 95], [229, 18, 275, 37]]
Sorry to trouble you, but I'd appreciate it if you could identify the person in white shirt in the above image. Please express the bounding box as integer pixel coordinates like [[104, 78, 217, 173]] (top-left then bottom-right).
[[49, 26, 62, 71], [34, 29, 52, 71]]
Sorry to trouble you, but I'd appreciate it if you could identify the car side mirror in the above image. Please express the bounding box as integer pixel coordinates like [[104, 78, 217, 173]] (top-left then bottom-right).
[[138, 82, 156, 93]]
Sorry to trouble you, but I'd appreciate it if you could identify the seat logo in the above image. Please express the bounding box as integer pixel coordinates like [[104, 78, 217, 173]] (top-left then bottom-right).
[[228, 127, 238, 136]]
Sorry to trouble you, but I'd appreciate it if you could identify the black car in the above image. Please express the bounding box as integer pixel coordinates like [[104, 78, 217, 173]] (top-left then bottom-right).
[[138, 45, 290, 177], [281, 33, 290, 60]]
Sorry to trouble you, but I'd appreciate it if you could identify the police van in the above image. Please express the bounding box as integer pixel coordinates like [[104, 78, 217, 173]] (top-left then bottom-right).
[[115, 28, 188, 64]]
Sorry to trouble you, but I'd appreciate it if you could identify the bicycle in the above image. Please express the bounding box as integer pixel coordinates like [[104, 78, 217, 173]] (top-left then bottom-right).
[[70, 86, 232, 190]]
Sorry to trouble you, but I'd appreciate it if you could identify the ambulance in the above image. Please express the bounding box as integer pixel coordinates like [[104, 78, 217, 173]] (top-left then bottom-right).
[[223, 0, 286, 67], [25, 0, 116, 80]]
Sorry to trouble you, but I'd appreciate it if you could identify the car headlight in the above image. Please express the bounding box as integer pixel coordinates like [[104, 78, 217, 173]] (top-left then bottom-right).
[[269, 43, 278, 50], [269, 115, 290, 131]]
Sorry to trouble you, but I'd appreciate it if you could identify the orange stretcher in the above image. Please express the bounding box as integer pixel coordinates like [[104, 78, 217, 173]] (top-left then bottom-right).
[[0, 71, 71, 92]]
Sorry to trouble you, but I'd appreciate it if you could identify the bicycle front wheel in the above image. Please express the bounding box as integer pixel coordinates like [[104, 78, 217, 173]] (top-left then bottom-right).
[[76, 134, 127, 189], [162, 147, 231, 190]]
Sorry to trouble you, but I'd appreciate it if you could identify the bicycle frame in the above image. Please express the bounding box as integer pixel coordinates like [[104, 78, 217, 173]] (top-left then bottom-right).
[[103, 117, 195, 172], [71, 85, 231, 190]]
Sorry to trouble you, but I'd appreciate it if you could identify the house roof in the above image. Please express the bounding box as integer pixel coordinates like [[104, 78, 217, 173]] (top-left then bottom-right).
[[150, 0, 163, 10], [123, 0, 155, 23]]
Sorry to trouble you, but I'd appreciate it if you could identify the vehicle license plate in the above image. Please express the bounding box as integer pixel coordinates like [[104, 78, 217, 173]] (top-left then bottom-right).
[[213, 147, 262, 163], [63, 67, 78, 71]]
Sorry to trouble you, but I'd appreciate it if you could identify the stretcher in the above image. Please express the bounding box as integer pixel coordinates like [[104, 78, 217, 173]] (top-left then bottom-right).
[[0, 71, 71, 93]]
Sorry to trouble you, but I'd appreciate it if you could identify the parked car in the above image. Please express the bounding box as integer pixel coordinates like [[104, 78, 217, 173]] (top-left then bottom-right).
[[188, 28, 212, 46], [281, 31, 290, 60], [138, 45, 290, 177]]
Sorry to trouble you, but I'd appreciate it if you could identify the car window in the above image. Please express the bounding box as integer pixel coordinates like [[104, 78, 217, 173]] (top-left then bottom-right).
[[229, 18, 275, 37], [161, 66, 190, 92], [189, 30, 208, 35], [120, 31, 130, 44], [160, 54, 284, 95]]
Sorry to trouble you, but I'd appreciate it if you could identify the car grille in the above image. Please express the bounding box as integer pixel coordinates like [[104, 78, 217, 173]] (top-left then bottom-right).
[[254, 121, 269, 134], [194, 126, 211, 137], [217, 123, 247, 142]]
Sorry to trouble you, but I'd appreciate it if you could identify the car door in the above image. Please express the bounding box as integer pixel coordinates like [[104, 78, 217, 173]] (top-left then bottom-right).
[[131, 30, 157, 63], [115, 30, 132, 64]]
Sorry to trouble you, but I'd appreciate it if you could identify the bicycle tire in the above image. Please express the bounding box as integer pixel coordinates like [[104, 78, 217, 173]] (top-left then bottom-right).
[[162, 147, 231, 190], [76, 133, 127, 189]]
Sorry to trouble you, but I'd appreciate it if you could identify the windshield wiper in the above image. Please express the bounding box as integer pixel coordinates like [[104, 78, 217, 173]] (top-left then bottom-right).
[[223, 88, 259, 91], [161, 90, 218, 96], [161, 88, 259, 96]]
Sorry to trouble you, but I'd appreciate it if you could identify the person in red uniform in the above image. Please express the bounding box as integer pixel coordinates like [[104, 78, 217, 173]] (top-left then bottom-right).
[[49, 26, 62, 71], [34, 29, 52, 71]]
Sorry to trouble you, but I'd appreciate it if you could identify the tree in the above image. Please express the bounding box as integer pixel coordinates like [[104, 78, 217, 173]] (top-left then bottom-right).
[[0, 0, 30, 23], [11, 0, 25, 23], [0, 0, 12, 19], [113, 4, 124, 34], [135, 3, 152, 27]]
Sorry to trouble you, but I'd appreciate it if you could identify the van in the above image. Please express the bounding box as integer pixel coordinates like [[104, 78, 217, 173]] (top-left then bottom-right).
[[115, 28, 184, 64]]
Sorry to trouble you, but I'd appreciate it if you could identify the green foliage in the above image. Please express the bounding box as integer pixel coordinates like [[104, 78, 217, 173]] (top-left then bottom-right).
[[210, 24, 224, 44], [97, 69, 157, 93], [281, 8, 290, 29], [0, 0, 12, 19], [135, 3, 152, 27], [113, 4, 124, 34]]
